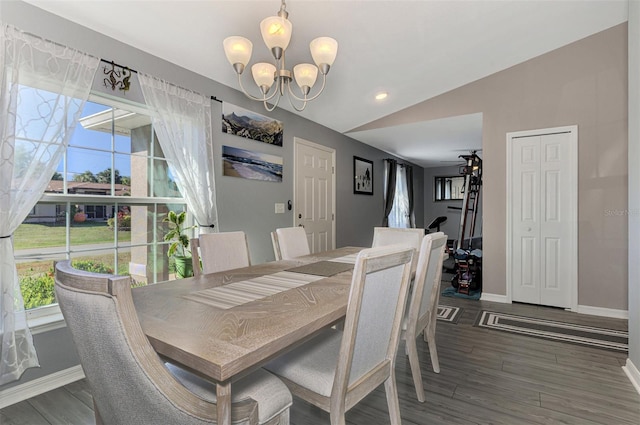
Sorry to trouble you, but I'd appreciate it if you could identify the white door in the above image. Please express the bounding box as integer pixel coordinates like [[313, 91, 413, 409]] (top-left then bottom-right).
[[508, 126, 577, 309], [294, 138, 335, 253]]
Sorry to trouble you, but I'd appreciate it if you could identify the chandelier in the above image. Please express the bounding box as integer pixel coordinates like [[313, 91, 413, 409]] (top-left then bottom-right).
[[222, 0, 338, 112]]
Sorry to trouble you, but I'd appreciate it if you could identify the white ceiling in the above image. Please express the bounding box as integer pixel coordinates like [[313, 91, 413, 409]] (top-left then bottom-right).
[[23, 0, 628, 167]]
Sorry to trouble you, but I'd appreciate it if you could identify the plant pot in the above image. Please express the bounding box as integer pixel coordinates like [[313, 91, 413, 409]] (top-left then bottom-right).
[[73, 212, 87, 223], [174, 256, 193, 279]]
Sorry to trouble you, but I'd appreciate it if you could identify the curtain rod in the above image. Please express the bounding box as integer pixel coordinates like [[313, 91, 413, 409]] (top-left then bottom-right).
[[100, 58, 222, 103], [384, 158, 412, 167], [13, 28, 224, 104]]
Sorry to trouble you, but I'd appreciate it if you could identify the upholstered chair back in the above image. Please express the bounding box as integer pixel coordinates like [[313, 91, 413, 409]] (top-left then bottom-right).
[[338, 245, 413, 390], [54, 261, 218, 424], [274, 227, 310, 259], [411, 232, 448, 322], [192, 231, 251, 275]]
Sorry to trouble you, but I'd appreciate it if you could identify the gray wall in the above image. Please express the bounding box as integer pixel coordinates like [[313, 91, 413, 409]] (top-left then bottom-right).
[[355, 23, 629, 311], [424, 164, 483, 243], [0, 1, 424, 389]]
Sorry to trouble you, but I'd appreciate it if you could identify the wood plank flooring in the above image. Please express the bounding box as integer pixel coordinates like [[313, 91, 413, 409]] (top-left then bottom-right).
[[2, 295, 638, 425]]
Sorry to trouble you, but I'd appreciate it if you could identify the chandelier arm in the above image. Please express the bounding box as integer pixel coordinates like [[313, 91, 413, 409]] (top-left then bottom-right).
[[287, 96, 308, 112], [237, 73, 279, 102], [284, 82, 308, 112], [264, 93, 281, 112], [286, 73, 327, 103]]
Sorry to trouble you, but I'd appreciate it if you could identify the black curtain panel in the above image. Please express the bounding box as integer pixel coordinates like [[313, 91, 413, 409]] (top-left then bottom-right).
[[382, 159, 397, 226], [406, 164, 415, 227]]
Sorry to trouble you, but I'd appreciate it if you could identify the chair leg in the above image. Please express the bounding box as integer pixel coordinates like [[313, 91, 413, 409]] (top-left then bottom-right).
[[93, 400, 104, 425], [384, 372, 402, 425], [329, 409, 346, 425], [405, 337, 426, 402], [426, 330, 440, 373]]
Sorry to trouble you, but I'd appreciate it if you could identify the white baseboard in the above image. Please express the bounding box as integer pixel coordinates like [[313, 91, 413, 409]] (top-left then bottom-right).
[[0, 364, 85, 409], [622, 359, 640, 395], [576, 305, 629, 319], [480, 293, 509, 303], [478, 295, 628, 319]]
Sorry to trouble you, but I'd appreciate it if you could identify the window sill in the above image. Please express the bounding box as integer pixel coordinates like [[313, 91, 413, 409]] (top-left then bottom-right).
[[26, 305, 66, 335]]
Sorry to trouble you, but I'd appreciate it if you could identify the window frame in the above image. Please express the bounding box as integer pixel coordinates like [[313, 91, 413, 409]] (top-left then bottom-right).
[[17, 92, 191, 328]]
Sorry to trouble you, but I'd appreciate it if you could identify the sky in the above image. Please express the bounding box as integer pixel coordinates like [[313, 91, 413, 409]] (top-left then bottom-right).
[[57, 100, 133, 179]]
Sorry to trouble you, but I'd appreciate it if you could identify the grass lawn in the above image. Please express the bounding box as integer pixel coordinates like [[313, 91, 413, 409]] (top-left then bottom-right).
[[14, 222, 131, 250], [16, 252, 133, 276]]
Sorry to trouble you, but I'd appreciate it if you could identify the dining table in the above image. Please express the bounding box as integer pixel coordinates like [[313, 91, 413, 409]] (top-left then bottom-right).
[[132, 246, 362, 425]]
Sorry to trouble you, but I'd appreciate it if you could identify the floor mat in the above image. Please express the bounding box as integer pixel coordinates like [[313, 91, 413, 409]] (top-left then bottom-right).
[[436, 305, 463, 324], [475, 310, 628, 352]]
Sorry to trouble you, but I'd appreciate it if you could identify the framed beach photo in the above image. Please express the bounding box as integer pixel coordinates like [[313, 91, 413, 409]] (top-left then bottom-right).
[[222, 145, 283, 182], [353, 156, 373, 195]]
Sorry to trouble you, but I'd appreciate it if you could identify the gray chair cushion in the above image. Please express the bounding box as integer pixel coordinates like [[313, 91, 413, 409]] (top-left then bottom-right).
[[265, 329, 342, 398], [167, 364, 292, 425]]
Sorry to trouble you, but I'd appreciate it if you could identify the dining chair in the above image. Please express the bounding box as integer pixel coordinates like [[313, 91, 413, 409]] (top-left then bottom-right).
[[191, 231, 251, 276], [372, 226, 425, 251], [265, 245, 414, 425], [54, 260, 292, 425], [274, 227, 310, 259], [402, 232, 448, 402], [271, 231, 282, 261], [372, 226, 425, 273]]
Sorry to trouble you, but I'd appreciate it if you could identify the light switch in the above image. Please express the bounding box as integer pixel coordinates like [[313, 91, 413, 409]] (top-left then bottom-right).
[[275, 203, 285, 214]]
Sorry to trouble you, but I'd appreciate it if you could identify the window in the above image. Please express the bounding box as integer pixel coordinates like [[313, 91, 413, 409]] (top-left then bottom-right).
[[15, 94, 190, 311], [434, 176, 465, 201]]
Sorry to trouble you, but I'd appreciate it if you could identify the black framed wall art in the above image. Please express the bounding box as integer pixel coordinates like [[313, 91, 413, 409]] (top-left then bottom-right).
[[353, 156, 373, 195]]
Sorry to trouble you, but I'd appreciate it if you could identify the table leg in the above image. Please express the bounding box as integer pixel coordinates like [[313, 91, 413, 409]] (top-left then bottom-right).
[[217, 382, 231, 425]]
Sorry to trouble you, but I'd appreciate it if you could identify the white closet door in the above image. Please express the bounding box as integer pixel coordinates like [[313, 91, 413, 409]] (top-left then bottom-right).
[[511, 136, 541, 304], [509, 128, 576, 309]]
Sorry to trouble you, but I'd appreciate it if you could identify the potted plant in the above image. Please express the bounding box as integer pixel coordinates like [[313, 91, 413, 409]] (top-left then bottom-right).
[[163, 210, 196, 278]]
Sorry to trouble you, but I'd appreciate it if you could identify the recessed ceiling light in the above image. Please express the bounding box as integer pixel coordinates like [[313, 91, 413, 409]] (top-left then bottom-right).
[[375, 92, 388, 101]]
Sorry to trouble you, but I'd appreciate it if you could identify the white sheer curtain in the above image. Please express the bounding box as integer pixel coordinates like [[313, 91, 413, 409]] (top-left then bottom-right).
[[0, 24, 98, 384], [138, 73, 219, 235], [388, 165, 411, 228]]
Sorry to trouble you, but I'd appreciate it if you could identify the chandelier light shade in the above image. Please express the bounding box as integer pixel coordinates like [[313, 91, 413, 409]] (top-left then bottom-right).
[[222, 0, 338, 111], [252, 62, 277, 92], [260, 16, 292, 54], [293, 63, 318, 94], [223, 36, 253, 74], [310, 37, 338, 72]]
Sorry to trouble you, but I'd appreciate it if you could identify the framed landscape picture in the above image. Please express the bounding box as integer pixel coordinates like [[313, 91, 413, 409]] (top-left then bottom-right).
[[222, 102, 283, 146], [353, 156, 373, 195]]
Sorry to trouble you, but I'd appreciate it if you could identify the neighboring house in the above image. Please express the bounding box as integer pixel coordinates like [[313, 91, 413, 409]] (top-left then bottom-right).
[[25, 181, 131, 223]]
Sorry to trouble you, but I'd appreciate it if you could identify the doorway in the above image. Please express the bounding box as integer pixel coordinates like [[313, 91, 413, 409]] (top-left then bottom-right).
[[506, 126, 577, 310], [293, 137, 336, 253]]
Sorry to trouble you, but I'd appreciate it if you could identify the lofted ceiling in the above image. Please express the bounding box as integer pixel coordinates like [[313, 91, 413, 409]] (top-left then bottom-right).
[[23, 0, 628, 167]]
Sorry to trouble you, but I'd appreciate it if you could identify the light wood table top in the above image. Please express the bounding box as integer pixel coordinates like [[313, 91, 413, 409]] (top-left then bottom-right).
[[132, 246, 362, 425]]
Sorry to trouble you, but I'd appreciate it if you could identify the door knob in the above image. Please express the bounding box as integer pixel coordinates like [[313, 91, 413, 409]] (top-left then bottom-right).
[[298, 213, 302, 219]]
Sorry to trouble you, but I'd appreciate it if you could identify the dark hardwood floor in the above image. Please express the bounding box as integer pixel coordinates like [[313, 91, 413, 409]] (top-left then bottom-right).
[[2, 293, 638, 425]]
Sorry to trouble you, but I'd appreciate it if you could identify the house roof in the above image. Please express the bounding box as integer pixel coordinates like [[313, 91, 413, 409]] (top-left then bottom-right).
[[46, 180, 131, 197]]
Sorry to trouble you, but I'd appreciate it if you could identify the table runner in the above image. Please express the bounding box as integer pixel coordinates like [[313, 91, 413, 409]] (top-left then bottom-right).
[[182, 271, 324, 309]]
